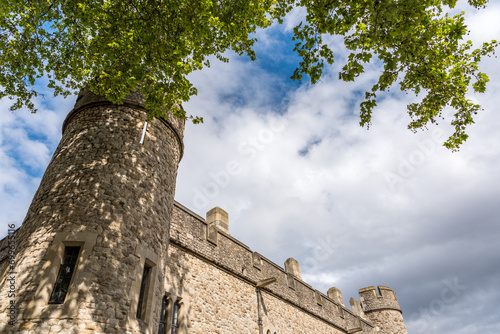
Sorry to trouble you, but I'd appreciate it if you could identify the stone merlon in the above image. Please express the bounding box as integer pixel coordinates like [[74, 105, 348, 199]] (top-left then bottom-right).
[[206, 206, 229, 234], [328, 287, 345, 306], [284, 257, 302, 280]]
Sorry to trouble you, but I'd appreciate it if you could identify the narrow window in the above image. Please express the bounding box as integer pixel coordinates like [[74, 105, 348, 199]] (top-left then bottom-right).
[[158, 296, 169, 334], [171, 300, 180, 334], [136, 263, 152, 320], [49, 246, 81, 304]]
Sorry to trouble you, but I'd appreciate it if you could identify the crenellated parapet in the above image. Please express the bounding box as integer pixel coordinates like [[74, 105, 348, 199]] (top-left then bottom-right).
[[169, 202, 379, 333], [358, 286, 402, 313]]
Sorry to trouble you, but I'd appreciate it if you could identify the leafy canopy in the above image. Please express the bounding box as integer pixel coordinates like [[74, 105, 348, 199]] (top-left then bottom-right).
[[0, 0, 497, 149]]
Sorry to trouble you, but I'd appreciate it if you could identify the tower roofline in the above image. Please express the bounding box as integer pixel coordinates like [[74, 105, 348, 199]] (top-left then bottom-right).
[[358, 286, 402, 314], [63, 87, 185, 160]]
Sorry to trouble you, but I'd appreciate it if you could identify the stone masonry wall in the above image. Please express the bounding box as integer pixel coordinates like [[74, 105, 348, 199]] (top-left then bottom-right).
[[0, 87, 407, 334], [0, 89, 184, 334], [364, 310, 408, 334], [169, 202, 375, 334], [359, 286, 408, 334], [165, 242, 346, 334]]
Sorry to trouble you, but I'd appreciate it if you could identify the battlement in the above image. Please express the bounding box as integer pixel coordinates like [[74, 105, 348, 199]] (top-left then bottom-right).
[[358, 286, 402, 314], [169, 202, 377, 333]]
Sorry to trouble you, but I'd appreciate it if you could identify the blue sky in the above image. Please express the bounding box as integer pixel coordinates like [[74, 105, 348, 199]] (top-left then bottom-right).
[[1, 2, 500, 333]]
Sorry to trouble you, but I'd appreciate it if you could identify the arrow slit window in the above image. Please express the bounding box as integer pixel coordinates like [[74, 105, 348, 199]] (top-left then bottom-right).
[[158, 296, 169, 334], [136, 263, 152, 320], [48, 246, 81, 304], [171, 300, 180, 334]]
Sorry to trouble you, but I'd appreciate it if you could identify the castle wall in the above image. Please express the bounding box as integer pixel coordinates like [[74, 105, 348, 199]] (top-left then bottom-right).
[[168, 202, 376, 334], [0, 87, 408, 333], [166, 243, 345, 334]]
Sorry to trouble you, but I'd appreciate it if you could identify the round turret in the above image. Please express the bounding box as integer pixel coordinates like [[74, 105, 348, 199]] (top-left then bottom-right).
[[0, 87, 184, 333], [358, 286, 408, 334]]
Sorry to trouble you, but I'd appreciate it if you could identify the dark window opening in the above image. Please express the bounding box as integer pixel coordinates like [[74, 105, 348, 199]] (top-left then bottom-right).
[[48, 246, 81, 304], [136, 263, 152, 320], [158, 296, 169, 334], [171, 300, 180, 334]]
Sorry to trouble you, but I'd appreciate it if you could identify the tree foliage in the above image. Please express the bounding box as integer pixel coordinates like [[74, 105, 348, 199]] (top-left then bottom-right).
[[0, 0, 497, 149], [286, 0, 498, 149]]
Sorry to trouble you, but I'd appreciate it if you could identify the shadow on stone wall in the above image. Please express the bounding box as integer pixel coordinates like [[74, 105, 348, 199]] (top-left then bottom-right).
[[0, 100, 186, 333]]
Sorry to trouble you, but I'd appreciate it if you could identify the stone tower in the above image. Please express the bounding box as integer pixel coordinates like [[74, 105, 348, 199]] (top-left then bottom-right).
[[358, 286, 408, 333], [1, 88, 184, 333]]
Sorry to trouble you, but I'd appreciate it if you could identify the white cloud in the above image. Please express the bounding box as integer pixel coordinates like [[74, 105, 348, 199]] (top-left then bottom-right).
[[0, 94, 71, 235], [174, 7, 500, 332]]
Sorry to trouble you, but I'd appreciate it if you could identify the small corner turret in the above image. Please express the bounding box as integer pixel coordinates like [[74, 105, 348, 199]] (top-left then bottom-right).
[[358, 286, 408, 334]]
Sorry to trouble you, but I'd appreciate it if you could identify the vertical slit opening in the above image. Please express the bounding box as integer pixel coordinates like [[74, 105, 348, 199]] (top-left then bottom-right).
[[49, 246, 81, 304], [136, 263, 152, 320]]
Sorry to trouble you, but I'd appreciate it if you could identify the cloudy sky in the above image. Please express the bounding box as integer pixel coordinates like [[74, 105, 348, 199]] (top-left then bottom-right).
[[1, 1, 499, 333]]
